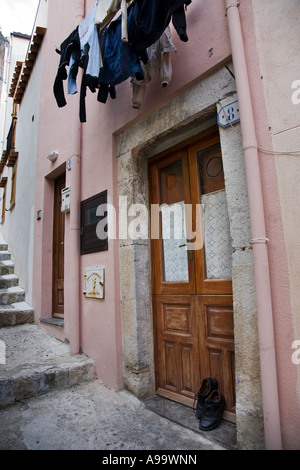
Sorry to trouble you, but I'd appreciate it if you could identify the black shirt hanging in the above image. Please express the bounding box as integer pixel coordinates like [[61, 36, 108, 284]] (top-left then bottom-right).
[[128, 0, 192, 52]]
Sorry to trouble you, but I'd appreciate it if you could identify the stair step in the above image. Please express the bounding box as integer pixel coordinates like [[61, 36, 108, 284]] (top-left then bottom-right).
[[0, 251, 11, 262], [0, 324, 95, 408], [0, 233, 8, 252], [0, 301, 34, 328], [0, 274, 19, 289], [0, 235, 34, 327], [0, 260, 15, 275], [0, 286, 25, 305]]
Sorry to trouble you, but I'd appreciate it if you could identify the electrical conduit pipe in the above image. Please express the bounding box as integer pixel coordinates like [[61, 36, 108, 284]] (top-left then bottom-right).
[[69, 0, 85, 355], [225, 0, 282, 449]]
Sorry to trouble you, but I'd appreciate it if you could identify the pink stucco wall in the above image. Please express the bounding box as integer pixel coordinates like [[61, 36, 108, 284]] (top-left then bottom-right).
[[33, 0, 231, 391], [237, 1, 299, 449]]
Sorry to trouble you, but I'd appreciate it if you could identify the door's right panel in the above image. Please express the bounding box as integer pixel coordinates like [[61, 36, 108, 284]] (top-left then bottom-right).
[[197, 295, 236, 420]]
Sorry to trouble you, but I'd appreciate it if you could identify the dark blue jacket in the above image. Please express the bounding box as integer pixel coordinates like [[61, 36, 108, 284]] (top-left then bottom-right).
[[99, 4, 145, 89]]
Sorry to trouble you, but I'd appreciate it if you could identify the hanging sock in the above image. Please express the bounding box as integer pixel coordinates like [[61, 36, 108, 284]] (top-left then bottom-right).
[[97, 83, 117, 103]]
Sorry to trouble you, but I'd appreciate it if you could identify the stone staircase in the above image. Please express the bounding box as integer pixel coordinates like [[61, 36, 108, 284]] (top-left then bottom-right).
[[0, 235, 96, 408], [0, 240, 34, 328]]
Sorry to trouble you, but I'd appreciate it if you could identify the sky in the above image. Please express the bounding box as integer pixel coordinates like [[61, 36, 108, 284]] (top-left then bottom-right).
[[0, 0, 40, 38]]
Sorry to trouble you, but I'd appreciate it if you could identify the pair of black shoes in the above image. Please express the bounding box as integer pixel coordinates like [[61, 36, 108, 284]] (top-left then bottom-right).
[[194, 377, 225, 431]]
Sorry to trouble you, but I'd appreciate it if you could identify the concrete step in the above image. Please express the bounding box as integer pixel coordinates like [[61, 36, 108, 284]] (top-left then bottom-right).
[[0, 260, 15, 275], [0, 301, 34, 328], [0, 251, 11, 262], [0, 324, 95, 408], [0, 286, 25, 305], [0, 274, 19, 290]]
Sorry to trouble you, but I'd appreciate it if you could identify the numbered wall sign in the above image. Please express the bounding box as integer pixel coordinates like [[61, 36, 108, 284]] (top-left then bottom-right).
[[218, 100, 240, 128]]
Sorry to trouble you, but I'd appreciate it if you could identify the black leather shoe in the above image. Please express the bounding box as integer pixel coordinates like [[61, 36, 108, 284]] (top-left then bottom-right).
[[199, 390, 225, 431], [194, 377, 218, 419]]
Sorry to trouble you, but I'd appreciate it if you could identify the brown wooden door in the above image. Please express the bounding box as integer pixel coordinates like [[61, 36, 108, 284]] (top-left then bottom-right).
[[149, 129, 235, 421], [52, 173, 65, 318]]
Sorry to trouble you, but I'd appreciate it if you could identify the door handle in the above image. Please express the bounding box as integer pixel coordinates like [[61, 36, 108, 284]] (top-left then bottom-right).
[[178, 242, 193, 262]]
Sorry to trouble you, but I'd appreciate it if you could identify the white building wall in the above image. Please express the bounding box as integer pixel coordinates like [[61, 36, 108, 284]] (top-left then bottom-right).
[[0, 34, 30, 157], [0, 1, 48, 305], [0, 39, 9, 153], [1, 50, 43, 305]]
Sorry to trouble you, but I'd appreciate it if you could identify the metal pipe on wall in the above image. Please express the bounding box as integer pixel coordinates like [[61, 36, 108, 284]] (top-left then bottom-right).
[[225, 0, 282, 450], [69, 0, 85, 355]]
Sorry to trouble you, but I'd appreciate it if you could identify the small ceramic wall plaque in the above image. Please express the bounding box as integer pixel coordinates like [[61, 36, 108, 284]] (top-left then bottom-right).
[[83, 266, 105, 299]]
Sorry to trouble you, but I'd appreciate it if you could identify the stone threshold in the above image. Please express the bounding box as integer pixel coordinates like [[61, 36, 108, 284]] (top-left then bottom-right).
[[142, 395, 237, 450], [40, 317, 64, 327]]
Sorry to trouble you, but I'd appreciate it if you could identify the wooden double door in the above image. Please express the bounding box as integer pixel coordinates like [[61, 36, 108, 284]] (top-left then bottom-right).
[[149, 130, 235, 421]]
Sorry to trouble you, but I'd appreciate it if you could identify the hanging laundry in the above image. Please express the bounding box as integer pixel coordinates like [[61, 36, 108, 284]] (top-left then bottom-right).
[[53, 27, 81, 108], [54, 5, 102, 123], [98, 3, 147, 103], [68, 4, 100, 95], [78, 4, 101, 82], [131, 26, 177, 109], [97, 31, 117, 103], [95, 0, 129, 42], [128, 0, 192, 52], [77, 4, 102, 122], [53, 0, 192, 120]]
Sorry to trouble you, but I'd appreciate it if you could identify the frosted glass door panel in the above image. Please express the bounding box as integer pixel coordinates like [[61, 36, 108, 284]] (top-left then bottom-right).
[[202, 190, 232, 279], [159, 161, 189, 282], [197, 144, 232, 280], [161, 201, 189, 282]]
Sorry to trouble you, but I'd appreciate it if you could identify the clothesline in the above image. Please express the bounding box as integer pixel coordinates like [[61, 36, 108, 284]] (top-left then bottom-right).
[[53, 0, 192, 122]]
